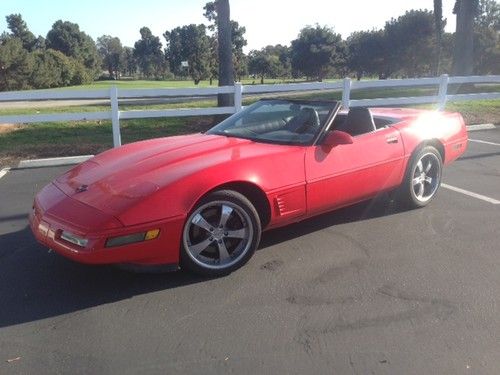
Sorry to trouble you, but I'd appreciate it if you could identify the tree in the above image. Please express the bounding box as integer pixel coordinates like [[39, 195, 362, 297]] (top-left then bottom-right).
[[97, 35, 123, 79], [262, 45, 291, 79], [453, 0, 480, 75], [5, 14, 36, 51], [30, 49, 90, 88], [384, 10, 436, 77], [433, 0, 445, 74], [203, 21, 247, 84], [473, 0, 500, 74], [203, 0, 235, 107], [291, 25, 344, 81], [121, 47, 137, 77], [247, 45, 292, 82], [46, 20, 100, 76], [207, 34, 218, 84], [476, 0, 500, 29], [34, 36, 46, 50], [164, 24, 211, 84], [204, 1, 248, 85], [231, 21, 248, 81], [248, 49, 281, 83], [347, 30, 386, 79], [0, 37, 33, 91], [133, 27, 166, 79], [215, 0, 234, 106], [438, 32, 456, 74]]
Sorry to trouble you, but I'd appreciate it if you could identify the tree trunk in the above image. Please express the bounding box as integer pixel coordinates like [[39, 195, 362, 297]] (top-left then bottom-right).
[[453, 0, 477, 75], [216, 0, 234, 107], [433, 0, 443, 75]]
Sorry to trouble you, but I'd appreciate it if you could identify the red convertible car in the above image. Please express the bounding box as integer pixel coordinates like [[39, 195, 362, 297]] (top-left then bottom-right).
[[30, 99, 468, 276]]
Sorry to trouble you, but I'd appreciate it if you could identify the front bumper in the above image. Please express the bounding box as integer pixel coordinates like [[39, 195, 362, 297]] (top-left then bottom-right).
[[29, 183, 184, 266]]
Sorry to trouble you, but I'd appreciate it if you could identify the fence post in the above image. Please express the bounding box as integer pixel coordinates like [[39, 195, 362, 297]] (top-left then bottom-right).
[[234, 82, 243, 112], [437, 74, 449, 111], [110, 86, 121, 147], [342, 78, 351, 109]]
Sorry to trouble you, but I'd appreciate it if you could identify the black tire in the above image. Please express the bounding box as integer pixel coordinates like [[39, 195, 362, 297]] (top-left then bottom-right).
[[180, 190, 261, 277], [398, 145, 443, 208]]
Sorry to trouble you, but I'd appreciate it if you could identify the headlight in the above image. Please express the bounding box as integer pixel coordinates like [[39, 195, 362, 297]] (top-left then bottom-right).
[[60, 231, 88, 247], [105, 229, 160, 248]]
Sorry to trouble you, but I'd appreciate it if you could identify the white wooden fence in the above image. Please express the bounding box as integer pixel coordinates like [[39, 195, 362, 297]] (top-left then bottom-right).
[[0, 74, 498, 148]]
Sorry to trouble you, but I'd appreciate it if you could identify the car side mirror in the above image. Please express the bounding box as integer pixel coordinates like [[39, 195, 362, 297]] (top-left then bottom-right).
[[322, 130, 354, 148]]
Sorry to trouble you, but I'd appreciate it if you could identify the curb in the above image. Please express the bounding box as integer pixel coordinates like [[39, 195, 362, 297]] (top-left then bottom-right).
[[17, 155, 94, 169], [466, 123, 496, 132]]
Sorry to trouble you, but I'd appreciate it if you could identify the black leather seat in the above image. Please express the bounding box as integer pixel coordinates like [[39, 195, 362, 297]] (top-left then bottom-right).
[[286, 108, 320, 134], [336, 107, 376, 136]]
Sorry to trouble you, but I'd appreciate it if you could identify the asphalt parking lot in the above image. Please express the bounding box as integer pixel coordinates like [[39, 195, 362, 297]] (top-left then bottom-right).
[[1, 129, 499, 374]]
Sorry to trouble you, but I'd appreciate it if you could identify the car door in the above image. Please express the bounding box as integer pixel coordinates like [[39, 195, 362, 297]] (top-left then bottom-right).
[[305, 127, 405, 216]]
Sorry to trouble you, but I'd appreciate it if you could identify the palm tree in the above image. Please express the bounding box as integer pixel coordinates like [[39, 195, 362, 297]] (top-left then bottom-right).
[[216, 0, 234, 106], [452, 0, 479, 75]]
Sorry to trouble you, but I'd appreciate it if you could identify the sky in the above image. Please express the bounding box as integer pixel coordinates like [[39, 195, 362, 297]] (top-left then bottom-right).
[[0, 0, 458, 52]]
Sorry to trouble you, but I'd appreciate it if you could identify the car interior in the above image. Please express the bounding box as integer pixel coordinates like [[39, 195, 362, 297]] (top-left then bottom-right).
[[239, 107, 394, 139], [222, 104, 330, 144], [331, 107, 395, 136], [211, 102, 397, 144]]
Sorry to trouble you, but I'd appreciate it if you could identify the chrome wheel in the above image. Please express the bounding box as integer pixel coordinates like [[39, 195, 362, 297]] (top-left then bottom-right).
[[183, 200, 254, 270], [411, 152, 441, 203]]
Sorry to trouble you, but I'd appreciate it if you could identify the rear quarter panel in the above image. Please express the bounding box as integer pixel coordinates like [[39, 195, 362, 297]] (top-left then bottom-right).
[[392, 111, 468, 166]]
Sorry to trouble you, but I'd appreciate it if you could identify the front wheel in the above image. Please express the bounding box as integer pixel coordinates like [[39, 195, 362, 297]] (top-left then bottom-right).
[[180, 190, 261, 277], [399, 146, 443, 208]]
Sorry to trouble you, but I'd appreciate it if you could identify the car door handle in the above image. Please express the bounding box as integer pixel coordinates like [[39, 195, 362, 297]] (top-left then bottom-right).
[[386, 137, 399, 144]]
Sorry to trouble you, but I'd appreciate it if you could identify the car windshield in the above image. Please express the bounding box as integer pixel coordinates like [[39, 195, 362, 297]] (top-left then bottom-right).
[[207, 99, 338, 145]]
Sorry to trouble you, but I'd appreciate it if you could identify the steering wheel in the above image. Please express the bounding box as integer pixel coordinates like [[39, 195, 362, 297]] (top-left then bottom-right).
[[294, 108, 320, 134]]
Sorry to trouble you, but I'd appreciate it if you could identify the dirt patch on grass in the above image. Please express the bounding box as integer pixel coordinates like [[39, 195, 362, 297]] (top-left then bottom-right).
[[445, 100, 500, 126], [0, 124, 22, 134], [0, 156, 18, 169], [460, 109, 500, 125], [184, 116, 219, 133]]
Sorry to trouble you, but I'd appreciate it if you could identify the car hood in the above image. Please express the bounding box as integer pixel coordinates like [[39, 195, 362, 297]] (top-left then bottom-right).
[[54, 133, 267, 218]]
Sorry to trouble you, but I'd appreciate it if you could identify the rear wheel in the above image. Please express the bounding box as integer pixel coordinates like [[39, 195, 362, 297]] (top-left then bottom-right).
[[180, 190, 261, 277], [399, 146, 443, 208]]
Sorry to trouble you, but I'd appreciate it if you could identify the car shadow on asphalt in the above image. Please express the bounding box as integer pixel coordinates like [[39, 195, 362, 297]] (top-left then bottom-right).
[[0, 227, 210, 328], [0, 194, 409, 328], [259, 193, 409, 250]]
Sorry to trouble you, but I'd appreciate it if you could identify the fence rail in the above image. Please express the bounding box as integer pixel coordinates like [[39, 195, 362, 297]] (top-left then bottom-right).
[[0, 74, 499, 148]]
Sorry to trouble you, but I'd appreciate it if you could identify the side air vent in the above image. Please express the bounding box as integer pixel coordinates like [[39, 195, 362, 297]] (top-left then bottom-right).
[[275, 197, 286, 216]]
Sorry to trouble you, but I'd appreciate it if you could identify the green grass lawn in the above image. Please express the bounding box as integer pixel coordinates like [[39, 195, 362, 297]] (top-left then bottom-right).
[[0, 100, 218, 116], [26, 78, 296, 91], [0, 116, 216, 167]]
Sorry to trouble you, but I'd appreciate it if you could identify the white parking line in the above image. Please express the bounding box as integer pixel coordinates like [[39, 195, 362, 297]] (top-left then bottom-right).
[[0, 167, 10, 180], [469, 139, 500, 147], [442, 183, 500, 205]]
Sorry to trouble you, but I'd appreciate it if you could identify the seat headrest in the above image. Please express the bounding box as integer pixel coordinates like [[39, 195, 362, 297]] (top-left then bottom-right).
[[341, 107, 376, 136]]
